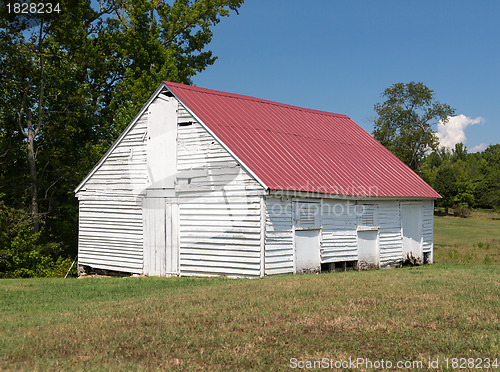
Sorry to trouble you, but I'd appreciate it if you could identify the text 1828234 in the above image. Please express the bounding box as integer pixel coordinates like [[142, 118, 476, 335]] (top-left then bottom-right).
[[7, 2, 61, 14]]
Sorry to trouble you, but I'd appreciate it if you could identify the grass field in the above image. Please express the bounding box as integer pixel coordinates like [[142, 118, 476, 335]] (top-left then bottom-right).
[[434, 209, 500, 265], [0, 212, 499, 371]]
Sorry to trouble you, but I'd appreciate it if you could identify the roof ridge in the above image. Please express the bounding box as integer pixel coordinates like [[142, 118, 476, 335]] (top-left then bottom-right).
[[165, 81, 350, 119]]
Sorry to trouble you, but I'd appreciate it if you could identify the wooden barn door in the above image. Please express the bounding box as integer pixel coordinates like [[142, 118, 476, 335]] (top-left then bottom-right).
[[357, 229, 379, 270], [294, 201, 321, 273], [143, 198, 179, 276], [356, 204, 379, 270], [401, 202, 423, 264], [295, 230, 321, 273]]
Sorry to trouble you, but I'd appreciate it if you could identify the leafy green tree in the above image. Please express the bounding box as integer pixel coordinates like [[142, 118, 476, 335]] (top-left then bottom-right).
[[420, 150, 443, 187], [424, 143, 500, 213], [454, 179, 475, 210], [434, 164, 457, 214], [426, 151, 443, 169], [0, 0, 111, 233], [104, 0, 244, 132], [0, 0, 244, 276], [373, 82, 455, 172], [477, 144, 500, 210], [452, 143, 467, 162]]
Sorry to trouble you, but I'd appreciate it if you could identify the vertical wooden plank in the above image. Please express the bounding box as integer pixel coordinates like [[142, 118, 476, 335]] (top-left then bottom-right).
[[357, 229, 379, 270], [165, 201, 172, 274], [430, 200, 434, 262], [144, 197, 171, 276], [260, 196, 265, 278], [292, 206, 297, 274], [143, 198, 150, 276], [155, 198, 162, 276], [147, 199, 151, 276], [163, 198, 168, 276], [171, 202, 179, 274], [150, 199, 157, 276], [154, 198, 165, 276]]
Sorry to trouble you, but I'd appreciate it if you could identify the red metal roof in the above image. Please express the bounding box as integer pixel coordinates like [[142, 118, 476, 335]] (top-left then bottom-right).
[[165, 81, 440, 198]]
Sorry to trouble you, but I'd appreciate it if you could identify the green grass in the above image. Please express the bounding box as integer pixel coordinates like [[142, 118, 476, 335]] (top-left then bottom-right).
[[434, 209, 500, 265], [1, 266, 499, 371], [1, 210, 499, 370]]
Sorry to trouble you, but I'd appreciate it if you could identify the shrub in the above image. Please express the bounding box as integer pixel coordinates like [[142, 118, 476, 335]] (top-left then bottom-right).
[[0, 198, 76, 278]]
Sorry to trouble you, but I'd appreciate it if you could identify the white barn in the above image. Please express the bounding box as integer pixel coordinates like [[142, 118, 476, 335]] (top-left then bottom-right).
[[75, 81, 440, 277]]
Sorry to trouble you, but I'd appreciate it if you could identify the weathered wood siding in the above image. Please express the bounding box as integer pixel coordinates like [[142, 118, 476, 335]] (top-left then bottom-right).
[[320, 199, 357, 263], [264, 197, 294, 275], [81, 113, 149, 195], [263, 198, 435, 274], [378, 201, 404, 267], [422, 200, 434, 254], [176, 105, 265, 278], [77, 111, 149, 273]]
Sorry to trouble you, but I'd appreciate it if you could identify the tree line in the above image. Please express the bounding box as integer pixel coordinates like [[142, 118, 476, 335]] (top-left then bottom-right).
[[0, 0, 244, 277], [422, 143, 500, 215], [372, 81, 499, 215]]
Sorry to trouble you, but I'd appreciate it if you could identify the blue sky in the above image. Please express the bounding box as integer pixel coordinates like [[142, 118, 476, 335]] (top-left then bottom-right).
[[192, 0, 500, 152]]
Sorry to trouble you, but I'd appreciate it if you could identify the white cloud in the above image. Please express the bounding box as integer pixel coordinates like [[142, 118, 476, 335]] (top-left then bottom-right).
[[470, 143, 488, 153], [437, 114, 484, 149]]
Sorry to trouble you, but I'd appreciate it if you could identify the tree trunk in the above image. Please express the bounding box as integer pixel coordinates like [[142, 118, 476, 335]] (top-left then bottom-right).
[[26, 110, 40, 233], [24, 17, 45, 234]]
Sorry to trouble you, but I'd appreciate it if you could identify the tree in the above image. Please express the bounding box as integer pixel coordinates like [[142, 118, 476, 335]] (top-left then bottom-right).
[[434, 164, 457, 214], [0, 0, 114, 233], [0, 0, 244, 276], [454, 179, 475, 210], [1, 0, 243, 229], [452, 142, 467, 162], [423, 143, 500, 213], [477, 144, 500, 210], [373, 81, 455, 172], [99, 0, 245, 133]]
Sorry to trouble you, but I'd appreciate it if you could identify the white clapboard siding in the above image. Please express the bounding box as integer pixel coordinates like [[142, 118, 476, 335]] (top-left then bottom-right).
[[422, 200, 434, 253], [320, 199, 358, 262], [176, 105, 265, 278], [76, 110, 149, 273], [82, 113, 148, 195], [378, 201, 404, 267], [264, 197, 294, 275], [78, 198, 143, 273]]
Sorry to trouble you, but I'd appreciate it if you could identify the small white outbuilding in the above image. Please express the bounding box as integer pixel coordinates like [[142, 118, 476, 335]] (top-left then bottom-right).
[[75, 82, 440, 277]]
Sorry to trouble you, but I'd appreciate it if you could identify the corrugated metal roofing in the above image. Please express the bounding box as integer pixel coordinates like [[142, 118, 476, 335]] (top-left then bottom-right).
[[166, 81, 440, 198]]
